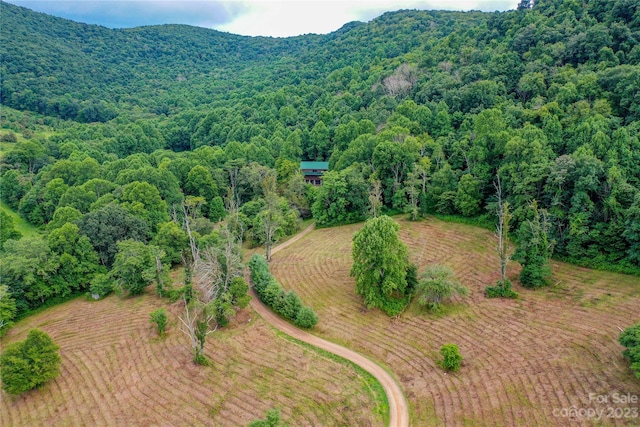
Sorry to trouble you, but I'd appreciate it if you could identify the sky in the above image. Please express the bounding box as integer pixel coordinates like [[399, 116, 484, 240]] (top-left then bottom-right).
[[5, 0, 520, 38]]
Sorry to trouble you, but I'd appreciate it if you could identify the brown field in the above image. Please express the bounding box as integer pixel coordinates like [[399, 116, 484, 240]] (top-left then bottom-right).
[[0, 292, 384, 426], [269, 216, 640, 426]]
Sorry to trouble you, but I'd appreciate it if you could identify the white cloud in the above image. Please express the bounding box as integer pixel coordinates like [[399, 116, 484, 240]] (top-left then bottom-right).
[[7, 0, 519, 37], [218, 1, 518, 37], [6, 1, 249, 29]]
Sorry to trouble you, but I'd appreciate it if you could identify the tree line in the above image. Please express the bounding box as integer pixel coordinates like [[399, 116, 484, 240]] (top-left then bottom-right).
[[1, 0, 640, 333]]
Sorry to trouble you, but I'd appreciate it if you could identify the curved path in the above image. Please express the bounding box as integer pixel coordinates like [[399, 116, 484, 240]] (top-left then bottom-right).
[[249, 223, 410, 427]]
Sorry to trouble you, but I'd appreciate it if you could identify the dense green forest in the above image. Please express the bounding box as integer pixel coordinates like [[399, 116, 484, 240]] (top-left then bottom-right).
[[1, 0, 640, 332]]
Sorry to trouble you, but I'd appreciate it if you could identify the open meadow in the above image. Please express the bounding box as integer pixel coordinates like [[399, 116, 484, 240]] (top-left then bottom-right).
[[0, 292, 384, 426], [0, 201, 39, 239], [269, 216, 640, 426]]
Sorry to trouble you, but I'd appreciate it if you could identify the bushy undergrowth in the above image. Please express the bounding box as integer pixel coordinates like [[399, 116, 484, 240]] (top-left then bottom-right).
[[485, 280, 518, 299], [431, 213, 494, 231], [619, 323, 640, 380], [560, 257, 640, 277], [249, 254, 318, 329]]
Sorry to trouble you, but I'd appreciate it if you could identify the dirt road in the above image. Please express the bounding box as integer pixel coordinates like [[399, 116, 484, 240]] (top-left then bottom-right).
[[249, 224, 410, 427]]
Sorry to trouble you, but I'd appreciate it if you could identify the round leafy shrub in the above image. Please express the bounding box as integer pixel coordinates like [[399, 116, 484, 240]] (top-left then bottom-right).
[[295, 306, 318, 329], [439, 343, 462, 372], [415, 264, 468, 311], [149, 308, 168, 337], [262, 281, 284, 307], [281, 291, 303, 320]]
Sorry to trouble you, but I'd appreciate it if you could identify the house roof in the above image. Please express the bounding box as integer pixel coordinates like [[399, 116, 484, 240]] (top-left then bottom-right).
[[300, 161, 329, 170]]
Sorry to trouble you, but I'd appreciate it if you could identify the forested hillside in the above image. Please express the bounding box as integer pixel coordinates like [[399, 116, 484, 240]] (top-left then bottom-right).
[[1, 0, 640, 329]]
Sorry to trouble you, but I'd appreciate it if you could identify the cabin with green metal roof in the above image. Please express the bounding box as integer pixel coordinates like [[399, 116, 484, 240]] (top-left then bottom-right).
[[300, 161, 329, 185]]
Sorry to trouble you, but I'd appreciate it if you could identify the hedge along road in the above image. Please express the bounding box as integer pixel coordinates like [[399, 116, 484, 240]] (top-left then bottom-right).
[[248, 223, 410, 427]]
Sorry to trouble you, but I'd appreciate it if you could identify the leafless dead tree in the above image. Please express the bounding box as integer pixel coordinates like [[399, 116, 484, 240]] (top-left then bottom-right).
[[179, 298, 217, 364], [383, 63, 419, 97], [494, 175, 512, 284]]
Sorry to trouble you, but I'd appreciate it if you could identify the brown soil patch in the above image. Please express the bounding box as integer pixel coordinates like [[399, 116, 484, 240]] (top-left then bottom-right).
[[0, 291, 383, 426], [269, 216, 640, 426]]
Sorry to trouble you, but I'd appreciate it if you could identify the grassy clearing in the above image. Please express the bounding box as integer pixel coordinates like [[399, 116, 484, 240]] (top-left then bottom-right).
[[277, 330, 389, 425], [269, 215, 640, 426], [0, 200, 39, 238], [242, 219, 314, 260], [0, 128, 58, 156], [0, 129, 25, 154], [0, 290, 383, 426], [0, 140, 16, 154]]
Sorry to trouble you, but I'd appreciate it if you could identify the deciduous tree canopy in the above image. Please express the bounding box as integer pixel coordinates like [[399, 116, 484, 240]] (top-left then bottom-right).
[[351, 215, 411, 316], [0, 0, 639, 334], [0, 329, 61, 395]]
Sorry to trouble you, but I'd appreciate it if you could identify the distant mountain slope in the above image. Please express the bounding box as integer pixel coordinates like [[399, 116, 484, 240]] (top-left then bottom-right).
[[0, 1, 324, 121], [1, 0, 639, 125], [0, 2, 493, 122], [1, 0, 640, 322]]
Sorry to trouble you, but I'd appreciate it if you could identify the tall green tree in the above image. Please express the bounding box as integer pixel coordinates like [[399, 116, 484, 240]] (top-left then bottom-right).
[[47, 222, 102, 297], [46, 206, 83, 231], [1, 170, 30, 210], [185, 165, 218, 201], [19, 178, 68, 226], [623, 194, 640, 265], [0, 237, 59, 314], [309, 120, 330, 160], [151, 221, 189, 265], [312, 166, 368, 226], [0, 285, 17, 336], [119, 181, 168, 233], [77, 204, 150, 266], [5, 140, 47, 174], [426, 163, 458, 214], [455, 174, 482, 217], [0, 329, 61, 395], [513, 200, 555, 288], [350, 215, 410, 316], [111, 240, 156, 296], [254, 178, 285, 262], [0, 210, 22, 246]]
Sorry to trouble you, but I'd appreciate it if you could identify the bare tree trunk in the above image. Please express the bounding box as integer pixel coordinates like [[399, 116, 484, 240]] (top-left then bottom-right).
[[182, 203, 200, 263], [152, 247, 166, 296], [405, 171, 420, 221], [194, 246, 223, 303], [494, 175, 512, 284], [220, 228, 241, 291], [170, 204, 180, 223], [227, 167, 240, 214], [179, 298, 217, 364], [264, 211, 274, 262], [368, 179, 383, 218], [262, 183, 281, 262]]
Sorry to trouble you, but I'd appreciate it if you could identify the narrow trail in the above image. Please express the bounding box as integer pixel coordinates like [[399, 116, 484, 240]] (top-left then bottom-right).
[[248, 223, 410, 427]]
